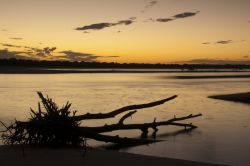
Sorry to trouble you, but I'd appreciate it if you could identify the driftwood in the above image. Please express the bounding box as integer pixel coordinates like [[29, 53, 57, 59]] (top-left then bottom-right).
[[0, 92, 202, 147], [70, 95, 178, 121]]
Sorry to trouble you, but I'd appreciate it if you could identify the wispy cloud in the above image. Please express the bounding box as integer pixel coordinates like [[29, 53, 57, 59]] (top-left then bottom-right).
[[155, 18, 173, 22], [0, 49, 33, 60], [59, 51, 100, 61], [59, 50, 119, 62], [1, 29, 7, 32], [141, 1, 158, 13], [1, 40, 119, 61], [10, 37, 23, 40], [202, 42, 211, 45], [1, 42, 57, 58], [0, 43, 22, 48], [155, 11, 200, 23], [27, 47, 57, 57], [216, 40, 233, 44], [202, 40, 245, 45], [173, 12, 199, 19], [175, 58, 250, 65], [75, 17, 136, 32]]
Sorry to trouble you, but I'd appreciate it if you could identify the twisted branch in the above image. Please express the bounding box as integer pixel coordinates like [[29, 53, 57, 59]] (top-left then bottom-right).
[[79, 113, 202, 134], [71, 95, 177, 121]]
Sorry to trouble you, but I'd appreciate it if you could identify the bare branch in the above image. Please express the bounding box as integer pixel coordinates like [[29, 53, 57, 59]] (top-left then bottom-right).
[[71, 95, 178, 121], [79, 113, 202, 133], [0, 121, 9, 132], [79, 130, 157, 145], [119, 111, 137, 124]]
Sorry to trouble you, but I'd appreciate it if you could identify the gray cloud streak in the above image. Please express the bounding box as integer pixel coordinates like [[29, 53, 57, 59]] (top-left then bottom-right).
[[0, 49, 33, 60], [202, 40, 245, 45], [176, 59, 250, 65], [75, 18, 136, 31], [10, 37, 23, 40], [0, 43, 22, 48], [155, 11, 200, 23], [141, 1, 158, 13], [59, 50, 119, 62]]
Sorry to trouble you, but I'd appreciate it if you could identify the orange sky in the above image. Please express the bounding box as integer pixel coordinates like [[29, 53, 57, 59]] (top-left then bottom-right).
[[0, 0, 250, 64]]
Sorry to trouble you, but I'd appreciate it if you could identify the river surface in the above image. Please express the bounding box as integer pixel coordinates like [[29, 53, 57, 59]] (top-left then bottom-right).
[[0, 72, 250, 166]]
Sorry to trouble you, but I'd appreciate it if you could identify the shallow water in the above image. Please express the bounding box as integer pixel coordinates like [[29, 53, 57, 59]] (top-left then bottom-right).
[[0, 72, 250, 166]]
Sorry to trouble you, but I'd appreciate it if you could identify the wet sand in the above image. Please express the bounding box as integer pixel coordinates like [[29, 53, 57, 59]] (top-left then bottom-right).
[[0, 146, 225, 166], [208, 92, 250, 104]]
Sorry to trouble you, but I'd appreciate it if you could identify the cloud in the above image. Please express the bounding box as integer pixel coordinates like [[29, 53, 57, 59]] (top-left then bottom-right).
[[173, 12, 200, 19], [76, 23, 112, 31], [102, 56, 120, 58], [1, 41, 117, 61], [154, 11, 200, 23], [202, 40, 245, 45], [1, 29, 7, 32], [175, 59, 250, 65], [216, 40, 233, 44], [43, 47, 57, 55], [10, 37, 23, 40], [75, 18, 136, 31], [0, 43, 22, 48], [29, 47, 57, 57], [59, 50, 119, 62], [59, 50, 100, 61], [202, 42, 211, 45], [141, 1, 158, 13], [0, 49, 33, 60], [156, 18, 173, 22]]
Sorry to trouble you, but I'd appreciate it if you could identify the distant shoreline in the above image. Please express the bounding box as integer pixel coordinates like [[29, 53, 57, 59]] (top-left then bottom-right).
[[208, 92, 250, 104], [1, 67, 250, 74], [173, 75, 250, 79]]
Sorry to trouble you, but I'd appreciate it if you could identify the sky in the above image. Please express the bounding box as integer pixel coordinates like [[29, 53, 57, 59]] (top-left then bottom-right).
[[0, 0, 250, 64]]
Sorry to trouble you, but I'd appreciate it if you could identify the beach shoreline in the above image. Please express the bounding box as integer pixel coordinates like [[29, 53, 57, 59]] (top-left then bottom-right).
[[0, 145, 225, 166]]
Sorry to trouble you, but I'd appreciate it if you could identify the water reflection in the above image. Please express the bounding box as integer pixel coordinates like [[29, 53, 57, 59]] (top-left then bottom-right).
[[0, 72, 250, 166]]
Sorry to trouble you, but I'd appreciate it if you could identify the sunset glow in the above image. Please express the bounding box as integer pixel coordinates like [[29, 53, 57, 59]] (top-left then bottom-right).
[[0, 0, 250, 64]]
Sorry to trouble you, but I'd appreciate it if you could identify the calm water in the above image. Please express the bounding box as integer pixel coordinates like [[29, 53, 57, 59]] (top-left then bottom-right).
[[0, 72, 250, 166]]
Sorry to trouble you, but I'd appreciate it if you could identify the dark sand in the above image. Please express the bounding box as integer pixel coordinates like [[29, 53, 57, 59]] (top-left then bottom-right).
[[208, 92, 250, 104], [0, 146, 225, 166]]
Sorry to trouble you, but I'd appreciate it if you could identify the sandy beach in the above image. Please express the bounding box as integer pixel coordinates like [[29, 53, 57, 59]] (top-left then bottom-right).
[[0, 146, 225, 166]]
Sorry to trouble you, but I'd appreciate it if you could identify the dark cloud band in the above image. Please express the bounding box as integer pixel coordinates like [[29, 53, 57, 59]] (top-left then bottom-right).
[[75, 18, 136, 31], [155, 11, 200, 23], [141, 1, 158, 13], [10, 38, 23, 40], [59, 50, 119, 62], [202, 40, 245, 45], [0, 43, 22, 48], [177, 59, 250, 65]]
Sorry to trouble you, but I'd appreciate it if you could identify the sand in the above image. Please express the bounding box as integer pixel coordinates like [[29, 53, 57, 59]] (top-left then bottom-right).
[[0, 146, 225, 166], [209, 92, 250, 104]]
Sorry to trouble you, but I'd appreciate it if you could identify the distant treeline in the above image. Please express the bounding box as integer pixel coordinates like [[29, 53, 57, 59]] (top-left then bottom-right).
[[1, 58, 250, 70]]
